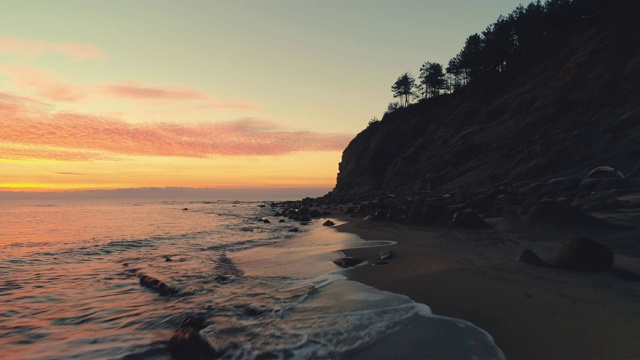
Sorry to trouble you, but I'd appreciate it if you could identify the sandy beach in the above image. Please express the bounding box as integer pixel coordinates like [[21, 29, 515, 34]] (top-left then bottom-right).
[[337, 214, 640, 359]]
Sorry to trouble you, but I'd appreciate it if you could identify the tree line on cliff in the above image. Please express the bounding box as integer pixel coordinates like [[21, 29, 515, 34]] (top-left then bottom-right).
[[387, 0, 614, 112]]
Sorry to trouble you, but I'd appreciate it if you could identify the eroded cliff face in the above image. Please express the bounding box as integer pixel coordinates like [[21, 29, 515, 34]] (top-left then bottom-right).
[[333, 8, 640, 199]]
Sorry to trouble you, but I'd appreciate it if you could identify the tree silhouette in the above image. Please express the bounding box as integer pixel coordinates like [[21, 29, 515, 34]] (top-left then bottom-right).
[[391, 73, 417, 107], [393, 0, 614, 101], [419, 62, 446, 98]]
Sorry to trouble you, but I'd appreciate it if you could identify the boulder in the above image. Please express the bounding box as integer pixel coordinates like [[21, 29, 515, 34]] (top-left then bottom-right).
[[518, 249, 552, 267], [136, 272, 177, 296], [309, 209, 322, 217], [332, 257, 363, 268], [585, 166, 624, 180], [594, 177, 625, 192], [554, 236, 614, 272], [379, 250, 393, 260], [518, 236, 614, 273], [169, 316, 219, 359], [323, 220, 335, 226], [448, 211, 490, 228]]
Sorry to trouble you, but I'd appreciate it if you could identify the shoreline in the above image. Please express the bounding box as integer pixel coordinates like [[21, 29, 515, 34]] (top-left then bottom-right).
[[335, 215, 640, 359]]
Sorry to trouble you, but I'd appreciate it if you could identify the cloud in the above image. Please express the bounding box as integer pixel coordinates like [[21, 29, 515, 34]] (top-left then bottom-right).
[[0, 65, 259, 109], [106, 84, 209, 100], [0, 98, 353, 161], [0, 36, 106, 61], [0, 65, 85, 101]]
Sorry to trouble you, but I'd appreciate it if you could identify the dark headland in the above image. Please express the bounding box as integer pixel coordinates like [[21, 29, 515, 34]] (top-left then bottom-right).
[[278, 1, 640, 358]]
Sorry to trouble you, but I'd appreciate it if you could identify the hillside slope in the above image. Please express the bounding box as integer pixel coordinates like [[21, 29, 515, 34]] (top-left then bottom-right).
[[333, 4, 640, 199]]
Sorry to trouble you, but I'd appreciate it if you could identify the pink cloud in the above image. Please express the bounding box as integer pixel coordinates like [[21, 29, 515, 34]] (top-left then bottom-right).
[[106, 84, 209, 100], [0, 65, 259, 109], [0, 36, 106, 61], [0, 65, 85, 101], [0, 97, 353, 161]]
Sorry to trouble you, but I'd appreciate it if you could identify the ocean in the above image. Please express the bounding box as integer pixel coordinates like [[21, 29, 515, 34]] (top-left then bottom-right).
[[0, 199, 504, 359]]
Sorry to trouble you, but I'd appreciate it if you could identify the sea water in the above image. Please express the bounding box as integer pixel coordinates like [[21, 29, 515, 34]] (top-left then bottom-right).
[[0, 199, 504, 359]]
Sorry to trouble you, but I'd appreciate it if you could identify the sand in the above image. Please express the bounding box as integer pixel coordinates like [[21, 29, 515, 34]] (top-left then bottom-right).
[[336, 215, 640, 359]]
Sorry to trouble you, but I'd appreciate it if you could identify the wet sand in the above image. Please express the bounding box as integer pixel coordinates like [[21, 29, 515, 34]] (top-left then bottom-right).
[[337, 215, 640, 359]]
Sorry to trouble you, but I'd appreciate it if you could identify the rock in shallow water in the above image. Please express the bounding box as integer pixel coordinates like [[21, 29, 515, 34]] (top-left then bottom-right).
[[169, 316, 219, 359], [332, 257, 364, 268], [136, 271, 177, 296]]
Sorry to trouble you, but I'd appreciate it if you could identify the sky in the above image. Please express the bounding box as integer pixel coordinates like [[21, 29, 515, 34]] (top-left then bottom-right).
[[0, 0, 525, 197]]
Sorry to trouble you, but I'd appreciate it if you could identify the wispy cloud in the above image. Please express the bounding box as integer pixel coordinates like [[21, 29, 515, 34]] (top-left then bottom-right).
[[0, 96, 352, 161], [0, 36, 106, 61], [106, 84, 209, 100], [0, 64, 258, 109], [0, 65, 86, 101]]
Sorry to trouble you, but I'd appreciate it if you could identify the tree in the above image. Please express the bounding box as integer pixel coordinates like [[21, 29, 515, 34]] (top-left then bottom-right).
[[419, 62, 446, 98], [391, 73, 417, 107], [387, 101, 401, 113]]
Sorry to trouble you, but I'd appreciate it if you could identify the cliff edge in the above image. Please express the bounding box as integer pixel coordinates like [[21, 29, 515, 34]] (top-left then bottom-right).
[[333, 2, 640, 199]]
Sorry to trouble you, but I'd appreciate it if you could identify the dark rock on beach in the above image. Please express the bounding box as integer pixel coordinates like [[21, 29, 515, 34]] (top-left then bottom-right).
[[554, 236, 614, 272], [518, 249, 552, 267], [519, 236, 614, 273], [323, 220, 335, 226], [332, 257, 364, 268], [448, 211, 490, 228]]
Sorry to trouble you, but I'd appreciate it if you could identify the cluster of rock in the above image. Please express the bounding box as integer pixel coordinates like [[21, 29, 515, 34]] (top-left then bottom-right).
[[270, 202, 333, 222], [306, 166, 640, 229]]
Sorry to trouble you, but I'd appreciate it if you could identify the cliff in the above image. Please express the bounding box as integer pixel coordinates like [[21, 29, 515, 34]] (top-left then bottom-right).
[[333, 3, 640, 200]]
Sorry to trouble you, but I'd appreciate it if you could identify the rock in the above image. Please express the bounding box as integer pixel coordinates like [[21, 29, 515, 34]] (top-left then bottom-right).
[[262, 218, 271, 224], [345, 206, 356, 214], [554, 236, 614, 272], [238, 304, 271, 317], [578, 178, 601, 191], [288, 227, 299, 232], [585, 166, 624, 180], [164, 255, 173, 262], [421, 200, 447, 225], [594, 177, 625, 192], [240, 227, 254, 232], [378, 250, 393, 260], [448, 211, 490, 228], [527, 200, 597, 225], [309, 209, 322, 217], [279, 219, 285, 223], [182, 208, 189, 211], [322, 220, 335, 226], [136, 272, 176, 296], [518, 249, 552, 267], [258, 204, 266, 207], [169, 316, 219, 359], [332, 257, 363, 268]]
